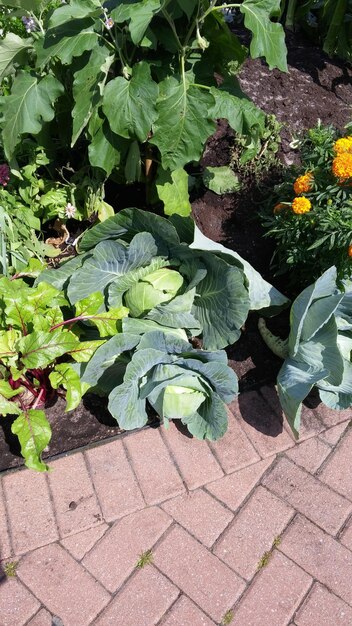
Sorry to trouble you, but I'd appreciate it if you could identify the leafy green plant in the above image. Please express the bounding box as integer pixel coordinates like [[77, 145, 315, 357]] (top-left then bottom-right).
[[259, 266, 352, 437], [280, 0, 352, 63], [35, 207, 288, 441], [136, 549, 153, 568], [0, 0, 287, 216], [262, 124, 352, 287], [3, 560, 18, 577]]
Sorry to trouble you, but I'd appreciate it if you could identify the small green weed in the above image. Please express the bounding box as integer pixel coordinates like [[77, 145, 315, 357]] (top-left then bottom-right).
[[136, 549, 153, 569], [221, 608, 234, 625], [4, 561, 18, 577], [257, 536, 281, 571]]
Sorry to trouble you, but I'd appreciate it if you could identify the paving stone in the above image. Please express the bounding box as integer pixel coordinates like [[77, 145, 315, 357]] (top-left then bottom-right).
[[161, 595, 216, 626], [230, 551, 312, 626], [285, 437, 331, 473], [214, 485, 294, 580], [319, 429, 352, 500], [161, 489, 233, 548], [47, 453, 102, 538], [154, 525, 245, 622], [83, 506, 172, 592], [232, 392, 294, 458], [0, 578, 40, 626], [279, 515, 352, 606], [206, 459, 273, 511], [161, 423, 223, 489], [315, 404, 351, 428], [319, 422, 350, 446], [339, 516, 352, 551], [95, 566, 178, 626], [3, 470, 58, 555], [18, 543, 110, 626], [61, 523, 109, 560], [263, 457, 352, 534], [124, 428, 185, 504], [295, 583, 352, 626], [209, 408, 260, 473], [27, 609, 53, 626], [85, 439, 145, 522], [0, 478, 11, 559]]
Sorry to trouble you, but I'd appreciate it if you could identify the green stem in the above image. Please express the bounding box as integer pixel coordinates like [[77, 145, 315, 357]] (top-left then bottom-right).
[[323, 0, 347, 56], [162, 8, 183, 51], [285, 0, 297, 28]]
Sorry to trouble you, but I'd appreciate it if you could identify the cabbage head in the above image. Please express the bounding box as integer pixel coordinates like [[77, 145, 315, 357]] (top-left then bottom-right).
[[124, 268, 184, 317]]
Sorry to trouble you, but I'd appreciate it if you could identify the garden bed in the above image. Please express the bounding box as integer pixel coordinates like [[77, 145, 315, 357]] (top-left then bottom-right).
[[0, 30, 351, 472]]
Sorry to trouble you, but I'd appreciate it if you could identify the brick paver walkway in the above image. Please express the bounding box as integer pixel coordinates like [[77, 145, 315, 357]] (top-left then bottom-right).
[[1, 386, 351, 626]]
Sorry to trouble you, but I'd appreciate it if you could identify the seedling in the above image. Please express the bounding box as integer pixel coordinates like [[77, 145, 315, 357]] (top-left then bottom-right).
[[257, 536, 281, 571], [222, 609, 234, 625], [136, 549, 153, 569], [4, 561, 18, 577]]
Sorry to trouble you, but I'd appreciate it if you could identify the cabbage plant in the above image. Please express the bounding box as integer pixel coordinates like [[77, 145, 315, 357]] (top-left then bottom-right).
[[259, 266, 352, 437], [80, 328, 237, 440]]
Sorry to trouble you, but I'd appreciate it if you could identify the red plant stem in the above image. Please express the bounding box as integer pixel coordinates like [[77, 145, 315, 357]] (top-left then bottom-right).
[[32, 388, 44, 410], [50, 315, 92, 332]]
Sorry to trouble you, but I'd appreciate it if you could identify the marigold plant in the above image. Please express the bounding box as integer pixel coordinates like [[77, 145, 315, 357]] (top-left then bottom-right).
[[262, 124, 352, 288]]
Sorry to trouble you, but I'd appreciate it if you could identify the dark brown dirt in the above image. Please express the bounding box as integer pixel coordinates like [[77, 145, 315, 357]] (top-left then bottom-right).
[[1, 31, 351, 472]]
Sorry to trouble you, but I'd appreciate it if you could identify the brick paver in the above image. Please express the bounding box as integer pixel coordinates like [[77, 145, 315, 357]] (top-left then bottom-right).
[[83, 506, 172, 592], [161, 489, 233, 547], [162, 422, 223, 489], [0, 578, 40, 626], [160, 595, 216, 626], [124, 428, 185, 503], [229, 551, 312, 626], [263, 457, 352, 534], [85, 439, 145, 521], [214, 485, 294, 580], [47, 453, 102, 538], [18, 543, 110, 626], [154, 525, 245, 622], [3, 470, 58, 555], [1, 394, 352, 625], [95, 566, 178, 626], [295, 583, 352, 626], [279, 515, 352, 606], [319, 428, 352, 499]]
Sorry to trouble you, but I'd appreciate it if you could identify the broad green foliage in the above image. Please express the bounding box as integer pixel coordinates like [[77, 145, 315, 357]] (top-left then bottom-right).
[[202, 166, 240, 195], [260, 267, 352, 437], [0, 0, 287, 216]]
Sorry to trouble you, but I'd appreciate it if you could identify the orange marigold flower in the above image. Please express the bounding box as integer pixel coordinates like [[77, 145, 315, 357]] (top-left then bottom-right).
[[333, 136, 352, 155], [292, 197, 312, 214], [293, 172, 313, 195], [332, 153, 352, 182], [348, 244, 352, 258]]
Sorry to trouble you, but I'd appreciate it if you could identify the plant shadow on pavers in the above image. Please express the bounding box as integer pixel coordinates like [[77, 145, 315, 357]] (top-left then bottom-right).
[[0, 561, 6, 585], [238, 387, 284, 437]]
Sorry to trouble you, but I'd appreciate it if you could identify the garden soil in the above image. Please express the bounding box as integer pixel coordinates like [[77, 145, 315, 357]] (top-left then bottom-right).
[[1, 31, 351, 471]]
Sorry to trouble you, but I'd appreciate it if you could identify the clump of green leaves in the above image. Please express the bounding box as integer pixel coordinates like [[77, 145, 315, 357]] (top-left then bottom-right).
[[3, 560, 18, 577], [261, 124, 352, 288], [231, 113, 283, 174], [136, 549, 153, 569], [256, 536, 281, 570], [222, 609, 235, 625], [0, 0, 287, 216]]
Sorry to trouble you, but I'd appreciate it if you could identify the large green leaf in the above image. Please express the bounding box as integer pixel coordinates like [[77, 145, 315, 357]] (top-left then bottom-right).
[[112, 0, 162, 44], [88, 110, 129, 176], [177, 357, 238, 403], [81, 333, 141, 386], [72, 46, 113, 146], [122, 317, 189, 341], [295, 318, 344, 387], [202, 166, 240, 195], [79, 207, 180, 252], [48, 0, 101, 27], [192, 254, 249, 350], [147, 289, 201, 332], [0, 72, 64, 159], [156, 168, 191, 216], [11, 409, 51, 472], [36, 253, 90, 291], [209, 86, 265, 135], [18, 330, 79, 369], [277, 359, 328, 437], [108, 257, 169, 308], [150, 77, 216, 170], [0, 33, 33, 80], [191, 225, 289, 313], [103, 62, 158, 141], [36, 19, 98, 66], [183, 392, 228, 441], [240, 0, 288, 71], [67, 233, 159, 304]]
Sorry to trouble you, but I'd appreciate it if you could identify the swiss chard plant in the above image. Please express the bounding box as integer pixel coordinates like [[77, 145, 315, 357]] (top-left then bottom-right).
[[0, 275, 129, 470], [259, 265, 352, 437], [0, 0, 287, 216]]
